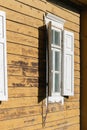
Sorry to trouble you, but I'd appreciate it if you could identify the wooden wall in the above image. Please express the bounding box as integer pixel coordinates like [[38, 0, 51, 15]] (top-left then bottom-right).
[[81, 8, 87, 130], [0, 0, 80, 130]]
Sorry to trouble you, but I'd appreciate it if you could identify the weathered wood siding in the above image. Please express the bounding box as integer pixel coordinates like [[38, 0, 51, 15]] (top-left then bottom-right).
[[0, 0, 80, 130]]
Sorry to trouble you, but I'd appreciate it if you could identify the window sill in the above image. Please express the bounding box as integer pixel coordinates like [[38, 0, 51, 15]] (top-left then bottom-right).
[[46, 96, 64, 105]]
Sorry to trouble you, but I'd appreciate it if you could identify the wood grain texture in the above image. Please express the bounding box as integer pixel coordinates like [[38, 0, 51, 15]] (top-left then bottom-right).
[[0, 0, 44, 19], [15, 0, 46, 11], [47, 2, 80, 24], [0, 0, 80, 130]]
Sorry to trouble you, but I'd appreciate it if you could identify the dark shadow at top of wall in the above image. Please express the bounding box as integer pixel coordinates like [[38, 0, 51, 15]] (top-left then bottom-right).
[[47, 0, 82, 12]]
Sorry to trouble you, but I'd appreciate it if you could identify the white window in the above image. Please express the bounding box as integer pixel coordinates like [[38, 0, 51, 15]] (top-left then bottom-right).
[[0, 11, 8, 101], [45, 13, 74, 104], [51, 27, 62, 97]]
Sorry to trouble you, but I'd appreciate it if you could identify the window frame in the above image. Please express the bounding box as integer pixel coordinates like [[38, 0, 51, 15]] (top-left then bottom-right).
[[45, 13, 74, 104], [0, 11, 8, 101], [51, 26, 62, 97], [45, 13, 65, 104]]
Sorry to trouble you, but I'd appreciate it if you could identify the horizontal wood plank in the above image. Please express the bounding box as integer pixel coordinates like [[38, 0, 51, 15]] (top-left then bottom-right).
[[7, 42, 39, 58], [74, 63, 80, 71], [47, 2, 80, 24], [0, 102, 79, 122], [15, 0, 46, 11], [0, 110, 79, 130], [0, 0, 44, 19], [0, 6, 43, 28], [7, 54, 38, 68], [0, 97, 44, 109]]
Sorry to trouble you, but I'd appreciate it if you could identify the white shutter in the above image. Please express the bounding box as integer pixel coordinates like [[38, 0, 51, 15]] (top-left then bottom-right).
[[62, 30, 74, 96], [0, 11, 8, 101]]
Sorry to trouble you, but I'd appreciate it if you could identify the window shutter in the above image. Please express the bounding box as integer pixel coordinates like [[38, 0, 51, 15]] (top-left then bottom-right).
[[62, 30, 74, 96], [0, 11, 8, 101], [46, 21, 52, 96]]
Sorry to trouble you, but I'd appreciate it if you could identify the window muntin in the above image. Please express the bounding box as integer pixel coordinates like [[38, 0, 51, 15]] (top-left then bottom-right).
[[51, 27, 61, 96]]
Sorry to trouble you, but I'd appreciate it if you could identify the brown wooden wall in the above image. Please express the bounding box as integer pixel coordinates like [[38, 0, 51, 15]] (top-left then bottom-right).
[[81, 8, 87, 130], [0, 0, 80, 130]]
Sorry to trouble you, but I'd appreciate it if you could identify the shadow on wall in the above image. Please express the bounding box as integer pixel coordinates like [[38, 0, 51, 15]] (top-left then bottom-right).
[[47, 0, 81, 12], [38, 25, 46, 103]]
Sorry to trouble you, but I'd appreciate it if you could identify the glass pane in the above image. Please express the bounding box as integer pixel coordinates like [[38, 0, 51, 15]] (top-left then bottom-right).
[[55, 51, 60, 71], [51, 50, 53, 70], [55, 73, 60, 92], [51, 30, 54, 44], [51, 72, 53, 92], [55, 31, 60, 46]]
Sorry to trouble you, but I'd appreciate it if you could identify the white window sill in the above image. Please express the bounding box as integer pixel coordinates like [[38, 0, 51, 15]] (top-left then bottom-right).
[[46, 96, 64, 105]]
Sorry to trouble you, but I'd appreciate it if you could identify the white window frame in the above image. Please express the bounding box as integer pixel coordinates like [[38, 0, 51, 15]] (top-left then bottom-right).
[[51, 27, 62, 97], [45, 13, 65, 104], [45, 13, 74, 104], [0, 11, 8, 101]]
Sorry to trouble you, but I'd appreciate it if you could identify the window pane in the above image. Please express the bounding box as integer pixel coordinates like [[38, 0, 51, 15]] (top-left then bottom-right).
[[55, 73, 60, 92], [55, 31, 60, 46], [51, 50, 53, 70], [55, 51, 60, 71], [51, 72, 53, 92], [51, 30, 54, 45]]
